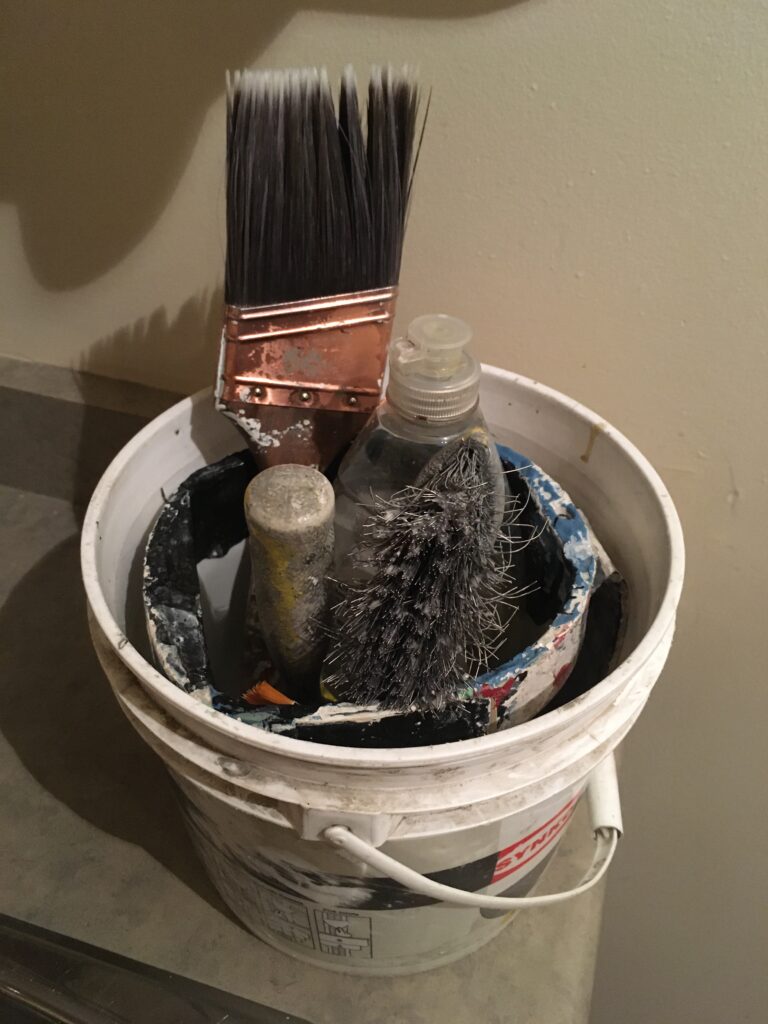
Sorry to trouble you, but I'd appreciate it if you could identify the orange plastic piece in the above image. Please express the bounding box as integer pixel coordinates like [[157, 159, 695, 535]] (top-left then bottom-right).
[[242, 681, 296, 706]]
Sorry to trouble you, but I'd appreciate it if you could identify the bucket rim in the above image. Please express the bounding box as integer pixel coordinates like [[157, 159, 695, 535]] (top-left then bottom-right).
[[81, 367, 685, 768]]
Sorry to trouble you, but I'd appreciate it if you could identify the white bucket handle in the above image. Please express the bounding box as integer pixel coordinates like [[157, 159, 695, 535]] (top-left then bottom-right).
[[323, 753, 622, 911]]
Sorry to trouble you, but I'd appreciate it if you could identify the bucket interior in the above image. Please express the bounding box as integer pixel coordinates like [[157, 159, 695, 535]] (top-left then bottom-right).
[[89, 372, 679, 729]]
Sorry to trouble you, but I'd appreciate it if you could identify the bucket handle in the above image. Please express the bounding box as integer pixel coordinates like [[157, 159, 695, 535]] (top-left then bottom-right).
[[323, 753, 622, 911]]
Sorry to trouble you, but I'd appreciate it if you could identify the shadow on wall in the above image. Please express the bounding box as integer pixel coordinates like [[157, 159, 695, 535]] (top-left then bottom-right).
[[77, 287, 224, 394], [0, 0, 520, 291], [71, 289, 226, 532]]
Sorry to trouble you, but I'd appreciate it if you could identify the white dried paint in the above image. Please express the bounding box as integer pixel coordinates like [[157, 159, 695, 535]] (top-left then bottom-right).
[[563, 531, 594, 565], [229, 409, 314, 450], [233, 410, 281, 448], [145, 620, 191, 689], [292, 703, 404, 726]]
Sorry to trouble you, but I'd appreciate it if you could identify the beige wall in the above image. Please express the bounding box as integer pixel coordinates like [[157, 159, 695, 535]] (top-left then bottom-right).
[[2, 1, 765, 1018]]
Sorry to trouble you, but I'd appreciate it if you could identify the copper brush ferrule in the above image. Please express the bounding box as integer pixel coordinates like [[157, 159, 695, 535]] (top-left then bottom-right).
[[215, 286, 397, 470]]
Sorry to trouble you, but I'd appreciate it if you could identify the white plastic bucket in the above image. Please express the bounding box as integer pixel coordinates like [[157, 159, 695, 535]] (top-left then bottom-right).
[[81, 367, 684, 975]]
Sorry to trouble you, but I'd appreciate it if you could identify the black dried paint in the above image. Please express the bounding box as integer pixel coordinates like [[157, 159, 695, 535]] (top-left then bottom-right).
[[143, 451, 255, 693]]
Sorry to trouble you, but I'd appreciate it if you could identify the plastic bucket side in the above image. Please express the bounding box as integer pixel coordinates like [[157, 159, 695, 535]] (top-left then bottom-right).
[[89, 598, 657, 975], [81, 367, 684, 975], [90, 606, 671, 830]]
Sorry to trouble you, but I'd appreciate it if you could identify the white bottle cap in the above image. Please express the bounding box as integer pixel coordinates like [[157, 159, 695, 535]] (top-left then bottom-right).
[[386, 314, 481, 422]]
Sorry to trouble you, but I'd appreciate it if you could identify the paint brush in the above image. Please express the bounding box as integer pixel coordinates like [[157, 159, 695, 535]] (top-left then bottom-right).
[[216, 66, 426, 470]]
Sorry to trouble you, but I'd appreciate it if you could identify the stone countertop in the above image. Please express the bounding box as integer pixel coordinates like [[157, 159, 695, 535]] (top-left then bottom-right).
[[0, 358, 606, 1024]]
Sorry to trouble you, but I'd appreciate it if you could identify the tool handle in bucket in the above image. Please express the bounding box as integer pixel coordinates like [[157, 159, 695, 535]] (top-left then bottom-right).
[[323, 753, 622, 911]]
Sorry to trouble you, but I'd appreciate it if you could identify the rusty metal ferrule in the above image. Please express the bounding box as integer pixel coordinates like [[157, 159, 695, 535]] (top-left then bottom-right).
[[215, 286, 397, 470], [219, 287, 397, 415]]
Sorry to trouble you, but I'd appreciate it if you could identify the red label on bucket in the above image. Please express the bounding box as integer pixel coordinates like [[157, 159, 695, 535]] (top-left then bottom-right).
[[491, 796, 579, 883]]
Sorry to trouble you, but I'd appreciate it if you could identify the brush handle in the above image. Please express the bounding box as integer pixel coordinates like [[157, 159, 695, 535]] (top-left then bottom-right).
[[244, 465, 334, 702]]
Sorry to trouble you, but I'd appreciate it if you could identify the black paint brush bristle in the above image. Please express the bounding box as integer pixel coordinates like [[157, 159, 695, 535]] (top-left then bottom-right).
[[225, 66, 426, 308]]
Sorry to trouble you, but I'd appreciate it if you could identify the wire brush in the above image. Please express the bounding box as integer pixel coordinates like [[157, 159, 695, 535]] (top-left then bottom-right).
[[324, 435, 517, 711]]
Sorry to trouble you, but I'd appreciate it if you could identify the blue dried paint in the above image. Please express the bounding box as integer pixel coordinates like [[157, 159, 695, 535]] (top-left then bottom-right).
[[472, 445, 596, 711]]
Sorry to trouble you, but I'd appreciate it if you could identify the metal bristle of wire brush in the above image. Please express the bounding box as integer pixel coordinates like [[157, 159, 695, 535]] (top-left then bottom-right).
[[324, 437, 521, 712], [224, 65, 424, 308]]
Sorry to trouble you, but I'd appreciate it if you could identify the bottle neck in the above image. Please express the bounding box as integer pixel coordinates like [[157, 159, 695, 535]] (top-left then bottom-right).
[[376, 398, 484, 444]]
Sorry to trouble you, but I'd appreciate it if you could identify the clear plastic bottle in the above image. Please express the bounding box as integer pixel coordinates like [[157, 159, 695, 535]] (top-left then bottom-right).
[[333, 313, 504, 582]]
